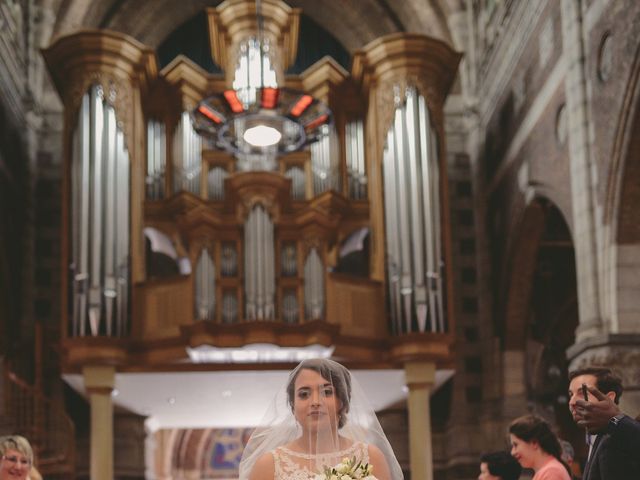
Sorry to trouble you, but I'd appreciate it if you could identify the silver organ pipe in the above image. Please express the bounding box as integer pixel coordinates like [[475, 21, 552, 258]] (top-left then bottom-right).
[[70, 84, 130, 337], [383, 133, 402, 335], [173, 111, 201, 195], [195, 248, 216, 321], [311, 124, 340, 195], [208, 167, 228, 200], [282, 291, 299, 323], [88, 86, 104, 336], [103, 96, 117, 336], [220, 244, 238, 276], [346, 119, 367, 200], [280, 243, 297, 276], [382, 86, 445, 334], [146, 119, 166, 200], [285, 167, 306, 200], [115, 128, 130, 337], [244, 205, 275, 320], [304, 248, 324, 319], [222, 292, 238, 324]]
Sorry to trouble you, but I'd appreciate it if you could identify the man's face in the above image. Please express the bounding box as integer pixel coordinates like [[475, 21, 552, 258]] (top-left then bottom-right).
[[478, 462, 501, 480], [568, 374, 599, 420]]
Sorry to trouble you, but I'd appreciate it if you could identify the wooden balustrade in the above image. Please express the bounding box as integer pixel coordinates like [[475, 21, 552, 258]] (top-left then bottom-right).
[[1, 364, 75, 478], [133, 275, 193, 340], [325, 272, 388, 339]]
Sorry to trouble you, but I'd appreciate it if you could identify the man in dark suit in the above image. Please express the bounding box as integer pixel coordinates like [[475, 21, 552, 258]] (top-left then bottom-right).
[[568, 366, 640, 480]]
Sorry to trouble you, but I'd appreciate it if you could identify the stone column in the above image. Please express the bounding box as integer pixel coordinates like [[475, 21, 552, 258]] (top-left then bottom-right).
[[405, 361, 436, 480], [561, 0, 604, 341], [83, 365, 115, 480]]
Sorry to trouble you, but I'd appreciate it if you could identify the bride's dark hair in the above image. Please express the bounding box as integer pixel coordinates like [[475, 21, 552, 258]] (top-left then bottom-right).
[[286, 358, 352, 428]]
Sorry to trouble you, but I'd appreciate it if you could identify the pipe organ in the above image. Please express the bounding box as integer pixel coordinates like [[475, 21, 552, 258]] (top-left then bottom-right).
[[42, 10, 463, 480], [44, 2, 460, 366], [70, 85, 130, 338]]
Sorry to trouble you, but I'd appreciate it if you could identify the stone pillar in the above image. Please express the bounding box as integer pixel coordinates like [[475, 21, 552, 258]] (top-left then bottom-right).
[[502, 350, 528, 416], [561, 0, 603, 341], [405, 361, 436, 480], [83, 365, 115, 480]]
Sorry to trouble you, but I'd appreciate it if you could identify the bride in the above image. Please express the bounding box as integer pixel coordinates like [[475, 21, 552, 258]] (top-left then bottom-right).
[[240, 358, 403, 480]]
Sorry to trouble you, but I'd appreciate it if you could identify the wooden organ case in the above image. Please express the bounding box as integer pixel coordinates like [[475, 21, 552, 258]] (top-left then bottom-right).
[[43, 0, 461, 370]]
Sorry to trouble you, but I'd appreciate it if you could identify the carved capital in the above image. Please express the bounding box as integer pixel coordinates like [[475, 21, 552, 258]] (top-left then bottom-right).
[[568, 334, 640, 389], [65, 73, 134, 146], [375, 77, 445, 150]]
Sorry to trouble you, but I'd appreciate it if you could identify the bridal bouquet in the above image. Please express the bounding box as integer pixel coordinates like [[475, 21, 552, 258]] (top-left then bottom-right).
[[318, 456, 377, 480]]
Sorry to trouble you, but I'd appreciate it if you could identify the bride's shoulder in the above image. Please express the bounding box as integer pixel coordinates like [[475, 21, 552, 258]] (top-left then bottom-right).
[[366, 443, 385, 458], [248, 452, 275, 480], [366, 444, 391, 480]]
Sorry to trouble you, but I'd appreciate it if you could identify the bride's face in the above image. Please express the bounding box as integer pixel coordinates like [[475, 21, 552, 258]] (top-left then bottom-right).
[[293, 368, 342, 431]]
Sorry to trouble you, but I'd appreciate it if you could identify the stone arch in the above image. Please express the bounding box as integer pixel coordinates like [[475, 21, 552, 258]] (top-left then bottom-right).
[[603, 40, 640, 333], [500, 197, 580, 447], [502, 197, 577, 349]]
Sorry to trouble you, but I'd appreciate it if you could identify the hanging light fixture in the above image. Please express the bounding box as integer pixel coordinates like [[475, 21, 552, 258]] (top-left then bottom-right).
[[191, 0, 332, 158]]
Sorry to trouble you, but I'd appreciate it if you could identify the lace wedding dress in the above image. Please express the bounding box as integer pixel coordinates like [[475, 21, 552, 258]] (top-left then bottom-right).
[[272, 442, 369, 480]]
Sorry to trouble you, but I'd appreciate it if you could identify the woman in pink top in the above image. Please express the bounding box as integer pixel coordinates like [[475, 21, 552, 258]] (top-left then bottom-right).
[[509, 415, 572, 480]]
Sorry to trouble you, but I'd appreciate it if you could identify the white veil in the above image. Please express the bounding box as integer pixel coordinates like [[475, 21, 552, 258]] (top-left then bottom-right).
[[239, 358, 404, 480]]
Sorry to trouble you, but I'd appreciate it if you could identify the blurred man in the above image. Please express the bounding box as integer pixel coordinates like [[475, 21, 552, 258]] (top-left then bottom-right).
[[478, 451, 522, 480], [559, 439, 580, 479]]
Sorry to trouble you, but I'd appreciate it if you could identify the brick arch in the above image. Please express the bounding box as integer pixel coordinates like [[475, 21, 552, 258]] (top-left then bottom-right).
[[502, 198, 576, 351], [500, 197, 578, 442], [604, 40, 640, 332]]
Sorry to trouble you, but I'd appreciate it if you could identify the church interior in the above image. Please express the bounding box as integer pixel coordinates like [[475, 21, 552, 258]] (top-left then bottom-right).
[[1, 0, 639, 479]]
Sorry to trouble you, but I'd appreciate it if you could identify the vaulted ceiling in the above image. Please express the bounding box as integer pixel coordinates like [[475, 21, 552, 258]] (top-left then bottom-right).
[[50, 0, 464, 52]]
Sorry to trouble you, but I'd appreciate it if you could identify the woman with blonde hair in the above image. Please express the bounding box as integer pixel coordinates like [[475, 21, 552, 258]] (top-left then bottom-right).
[[0, 435, 33, 480]]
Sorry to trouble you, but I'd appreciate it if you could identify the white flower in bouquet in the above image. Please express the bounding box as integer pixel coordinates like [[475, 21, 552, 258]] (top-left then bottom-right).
[[321, 456, 378, 480]]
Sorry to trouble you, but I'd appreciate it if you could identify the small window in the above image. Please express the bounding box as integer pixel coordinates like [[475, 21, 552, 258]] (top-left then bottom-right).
[[458, 210, 474, 226], [460, 239, 476, 255], [461, 268, 477, 284], [464, 327, 479, 342], [457, 181, 472, 197], [465, 386, 482, 403], [35, 300, 51, 316], [464, 356, 483, 374], [462, 297, 478, 313]]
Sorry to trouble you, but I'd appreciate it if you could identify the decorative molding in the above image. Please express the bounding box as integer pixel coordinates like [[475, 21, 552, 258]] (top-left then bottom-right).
[[206, 0, 301, 83]]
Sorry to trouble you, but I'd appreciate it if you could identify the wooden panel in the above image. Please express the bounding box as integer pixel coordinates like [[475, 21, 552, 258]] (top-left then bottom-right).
[[133, 276, 193, 340], [325, 273, 387, 339]]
